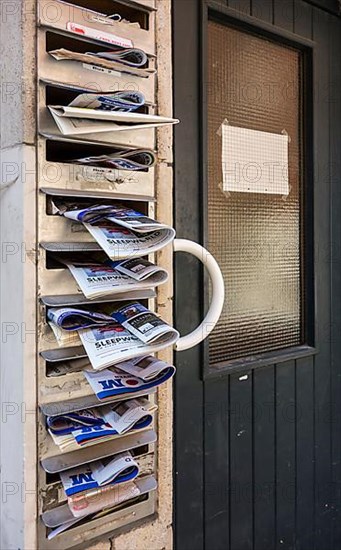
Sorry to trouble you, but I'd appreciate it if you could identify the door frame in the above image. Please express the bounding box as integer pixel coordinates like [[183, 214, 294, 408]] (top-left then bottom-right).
[[200, 2, 316, 380], [173, 1, 341, 549]]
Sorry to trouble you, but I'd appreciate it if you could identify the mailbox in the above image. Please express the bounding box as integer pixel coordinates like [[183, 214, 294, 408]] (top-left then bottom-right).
[[21, 0, 225, 547]]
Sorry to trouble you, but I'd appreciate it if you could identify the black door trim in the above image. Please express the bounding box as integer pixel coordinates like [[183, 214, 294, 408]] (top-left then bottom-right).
[[200, 2, 315, 379], [173, 2, 341, 549]]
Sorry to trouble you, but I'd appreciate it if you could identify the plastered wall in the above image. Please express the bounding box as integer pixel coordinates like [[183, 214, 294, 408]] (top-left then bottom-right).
[[0, 0, 174, 548], [1, 1, 37, 549]]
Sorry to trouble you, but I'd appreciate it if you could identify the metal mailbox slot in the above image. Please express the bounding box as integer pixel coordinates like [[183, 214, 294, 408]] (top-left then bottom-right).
[[39, 138, 155, 196], [38, 28, 156, 103], [43, 81, 153, 113], [38, 0, 156, 52], [38, 80, 157, 148], [38, 486, 156, 549], [38, 27, 156, 103], [42, 430, 157, 474], [38, 479, 156, 550], [38, 295, 154, 385], [39, 404, 158, 505], [40, 296, 154, 357], [35, 0, 160, 545], [38, 188, 154, 243], [40, 389, 156, 418], [38, 393, 157, 541], [44, 0, 153, 29], [42, 476, 156, 527]]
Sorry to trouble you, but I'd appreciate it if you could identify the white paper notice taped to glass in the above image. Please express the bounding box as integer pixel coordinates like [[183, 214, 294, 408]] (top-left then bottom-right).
[[221, 121, 289, 195]]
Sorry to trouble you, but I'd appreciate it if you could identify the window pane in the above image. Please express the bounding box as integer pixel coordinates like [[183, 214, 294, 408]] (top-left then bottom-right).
[[207, 21, 303, 365]]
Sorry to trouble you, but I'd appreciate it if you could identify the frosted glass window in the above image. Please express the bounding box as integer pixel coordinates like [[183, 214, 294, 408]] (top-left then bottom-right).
[[208, 21, 303, 365]]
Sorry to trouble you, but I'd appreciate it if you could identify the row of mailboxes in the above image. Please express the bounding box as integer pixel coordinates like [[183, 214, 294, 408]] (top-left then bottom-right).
[[35, 1, 224, 548], [36, 1, 162, 547]]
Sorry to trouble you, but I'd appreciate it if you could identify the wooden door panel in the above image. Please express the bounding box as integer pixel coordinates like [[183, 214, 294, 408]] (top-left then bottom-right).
[[173, 2, 341, 549]]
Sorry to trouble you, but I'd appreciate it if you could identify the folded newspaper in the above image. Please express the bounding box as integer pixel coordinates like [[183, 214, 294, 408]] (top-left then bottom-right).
[[49, 422, 149, 452], [79, 303, 179, 370], [60, 451, 139, 496], [87, 224, 175, 260], [47, 306, 115, 347], [53, 201, 176, 259], [84, 357, 176, 400], [57, 256, 168, 299], [53, 201, 172, 233], [48, 397, 156, 452], [111, 302, 177, 343], [47, 408, 104, 435], [48, 49, 154, 78], [47, 298, 178, 356], [72, 148, 156, 171], [68, 91, 145, 112], [47, 303, 177, 337], [87, 48, 148, 67], [116, 355, 175, 382], [48, 105, 179, 135], [47, 307, 114, 331]]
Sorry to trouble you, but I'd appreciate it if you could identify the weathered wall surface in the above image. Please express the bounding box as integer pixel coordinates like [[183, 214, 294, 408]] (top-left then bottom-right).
[[0, 0, 174, 548], [0, 0, 36, 149], [0, 2, 37, 549]]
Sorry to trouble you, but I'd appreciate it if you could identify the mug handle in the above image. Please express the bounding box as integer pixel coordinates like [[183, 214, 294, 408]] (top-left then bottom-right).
[[173, 239, 225, 352]]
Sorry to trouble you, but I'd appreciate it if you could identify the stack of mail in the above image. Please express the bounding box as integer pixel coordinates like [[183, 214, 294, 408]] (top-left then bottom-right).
[[60, 451, 139, 497], [47, 397, 156, 452]]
